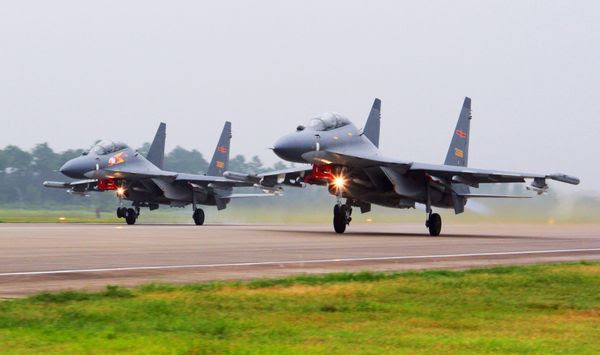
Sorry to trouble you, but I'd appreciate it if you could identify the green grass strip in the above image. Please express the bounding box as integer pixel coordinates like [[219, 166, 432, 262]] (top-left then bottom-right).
[[1, 262, 600, 353]]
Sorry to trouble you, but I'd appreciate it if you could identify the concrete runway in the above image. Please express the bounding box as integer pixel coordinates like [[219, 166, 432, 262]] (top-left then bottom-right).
[[1, 223, 600, 298]]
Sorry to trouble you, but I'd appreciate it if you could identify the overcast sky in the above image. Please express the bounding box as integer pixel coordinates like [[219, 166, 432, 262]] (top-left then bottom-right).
[[1, 1, 598, 192]]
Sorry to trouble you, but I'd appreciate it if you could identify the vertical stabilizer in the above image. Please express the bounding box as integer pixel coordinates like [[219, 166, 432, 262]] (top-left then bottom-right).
[[444, 97, 471, 167], [363, 98, 381, 147], [207, 121, 232, 177], [147, 122, 166, 169]]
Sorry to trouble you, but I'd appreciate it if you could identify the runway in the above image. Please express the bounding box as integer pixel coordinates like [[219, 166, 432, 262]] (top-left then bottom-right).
[[1, 223, 599, 298]]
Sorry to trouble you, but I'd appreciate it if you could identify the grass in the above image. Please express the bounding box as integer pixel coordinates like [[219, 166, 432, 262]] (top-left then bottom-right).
[[1, 263, 600, 353]]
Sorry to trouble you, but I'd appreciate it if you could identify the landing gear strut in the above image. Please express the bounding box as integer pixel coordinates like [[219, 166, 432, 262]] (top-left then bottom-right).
[[333, 203, 352, 234]]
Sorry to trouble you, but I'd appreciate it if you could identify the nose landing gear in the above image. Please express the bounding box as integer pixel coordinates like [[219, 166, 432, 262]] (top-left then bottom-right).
[[116, 207, 126, 218], [116, 207, 138, 225], [333, 203, 352, 234], [125, 208, 138, 225]]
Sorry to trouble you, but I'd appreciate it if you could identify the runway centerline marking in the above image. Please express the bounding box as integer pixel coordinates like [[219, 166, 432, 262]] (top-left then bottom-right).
[[2, 248, 600, 276]]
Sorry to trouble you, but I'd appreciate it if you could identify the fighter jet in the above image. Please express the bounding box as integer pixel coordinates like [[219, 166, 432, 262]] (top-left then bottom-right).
[[44, 122, 274, 225], [226, 97, 580, 236]]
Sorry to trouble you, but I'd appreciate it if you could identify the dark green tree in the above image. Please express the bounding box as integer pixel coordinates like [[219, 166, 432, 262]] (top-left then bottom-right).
[[164, 146, 209, 174]]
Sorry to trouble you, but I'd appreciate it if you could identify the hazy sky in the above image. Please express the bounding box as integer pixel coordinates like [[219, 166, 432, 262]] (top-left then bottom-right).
[[1, 1, 598, 192]]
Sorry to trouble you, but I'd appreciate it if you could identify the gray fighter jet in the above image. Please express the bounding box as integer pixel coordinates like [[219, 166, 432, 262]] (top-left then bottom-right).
[[44, 122, 274, 225], [226, 97, 579, 235]]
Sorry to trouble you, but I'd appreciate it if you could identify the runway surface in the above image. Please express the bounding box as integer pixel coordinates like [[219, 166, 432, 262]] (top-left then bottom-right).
[[1, 223, 600, 298]]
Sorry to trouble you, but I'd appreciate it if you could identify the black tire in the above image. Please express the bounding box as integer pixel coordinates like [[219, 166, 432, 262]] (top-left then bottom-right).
[[333, 204, 341, 215], [125, 208, 137, 225], [193, 209, 205, 226], [333, 214, 346, 233], [116, 207, 125, 218], [333, 204, 346, 234], [428, 213, 442, 236]]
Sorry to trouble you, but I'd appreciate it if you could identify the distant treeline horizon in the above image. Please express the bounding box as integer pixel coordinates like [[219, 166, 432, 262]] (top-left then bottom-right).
[[0, 142, 294, 208], [1, 143, 598, 219]]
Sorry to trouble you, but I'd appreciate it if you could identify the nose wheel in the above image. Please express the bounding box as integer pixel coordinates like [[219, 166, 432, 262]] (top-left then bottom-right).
[[116, 207, 138, 225], [333, 204, 352, 234]]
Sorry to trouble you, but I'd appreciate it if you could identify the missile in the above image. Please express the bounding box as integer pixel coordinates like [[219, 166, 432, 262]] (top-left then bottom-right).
[[254, 184, 283, 194], [43, 181, 70, 188], [223, 171, 261, 184], [547, 173, 580, 185]]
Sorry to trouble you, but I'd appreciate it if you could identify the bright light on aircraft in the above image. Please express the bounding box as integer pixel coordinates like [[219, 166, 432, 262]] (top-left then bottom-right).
[[116, 187, 125, 197], [333, 176, 346, 190]]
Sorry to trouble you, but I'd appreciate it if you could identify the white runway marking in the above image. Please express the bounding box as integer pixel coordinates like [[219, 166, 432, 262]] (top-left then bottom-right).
[[2, 248, 600, 277]]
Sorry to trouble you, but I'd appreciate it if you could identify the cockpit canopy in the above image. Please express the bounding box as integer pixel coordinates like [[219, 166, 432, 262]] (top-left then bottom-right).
[[89, 140, 129, 155], [307, 112, 351, 131]]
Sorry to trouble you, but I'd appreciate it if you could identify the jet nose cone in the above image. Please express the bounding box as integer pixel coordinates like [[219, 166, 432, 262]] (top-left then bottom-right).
[[59, 158, 89, 179], [59, 161, 78, 178], [273, 134, 309, 163], [273, 136, 292, 160]]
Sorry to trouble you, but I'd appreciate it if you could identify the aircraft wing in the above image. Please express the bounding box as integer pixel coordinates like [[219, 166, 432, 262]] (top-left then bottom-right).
[[301, 150, 412, 172], [174, 173, 255, 187], [224, 148, 412, 189], [223, 167, 312, 188], [100, 166, 177, 180], [409, 162, 580, 186]]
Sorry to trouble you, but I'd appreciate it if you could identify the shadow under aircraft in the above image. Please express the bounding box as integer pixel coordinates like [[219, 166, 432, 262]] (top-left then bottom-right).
[[226, 97, 580, 236], [44, 122, 276, 225]]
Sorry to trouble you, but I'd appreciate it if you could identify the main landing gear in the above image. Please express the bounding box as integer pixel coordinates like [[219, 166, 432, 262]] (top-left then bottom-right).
[[191, 192, 205, 225], [426, 212, 442, 236], [116, 207, 139, 225], [424, 183, 441, 236], [333, 203, 352, 234], [193, 208, 205, 225]]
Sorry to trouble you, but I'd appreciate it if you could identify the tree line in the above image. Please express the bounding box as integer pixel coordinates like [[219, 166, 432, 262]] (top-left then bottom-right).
[[0, 143, 292, 208], [1, 142, 582, 213]]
